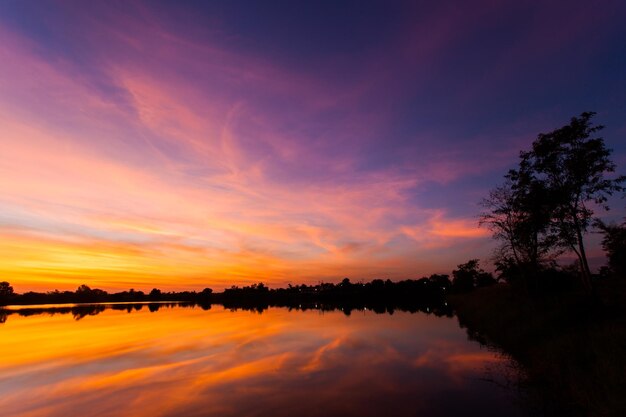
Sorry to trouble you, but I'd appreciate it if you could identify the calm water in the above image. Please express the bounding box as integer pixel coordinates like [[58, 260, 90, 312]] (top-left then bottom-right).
[[0, 304, 523, 417]]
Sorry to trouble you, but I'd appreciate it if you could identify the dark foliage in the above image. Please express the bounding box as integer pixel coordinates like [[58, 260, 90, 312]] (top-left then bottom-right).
[[0, 281, 14, 305], [0, 274, 456, 321], [0, 276, 457, 324], [451, 282, 626, 417], [596, 219, 626, 278], [451, 259, 496, 293], [481, 112, 625, 293]]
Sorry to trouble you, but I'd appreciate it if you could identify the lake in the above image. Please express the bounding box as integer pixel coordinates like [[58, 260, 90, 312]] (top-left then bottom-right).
[[0, 303, 524, 417]]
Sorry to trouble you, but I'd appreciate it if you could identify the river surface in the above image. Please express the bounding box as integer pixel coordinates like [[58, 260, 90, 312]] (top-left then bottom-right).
[[0, 303, 523, 417]]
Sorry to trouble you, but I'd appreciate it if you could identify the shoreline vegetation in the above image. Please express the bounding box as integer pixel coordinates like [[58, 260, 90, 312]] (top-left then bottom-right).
[[0, 276, 456, 320], [450, 280, 626, 417], [450, 112, 626, 417]]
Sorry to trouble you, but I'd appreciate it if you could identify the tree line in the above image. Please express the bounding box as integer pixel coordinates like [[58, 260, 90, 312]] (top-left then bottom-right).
[[0, 267, 495, 309], [0, 282, 213, 306]]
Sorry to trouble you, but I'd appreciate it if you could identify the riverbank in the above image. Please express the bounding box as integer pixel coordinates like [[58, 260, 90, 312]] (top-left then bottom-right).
[[449, 282, 626, 417]]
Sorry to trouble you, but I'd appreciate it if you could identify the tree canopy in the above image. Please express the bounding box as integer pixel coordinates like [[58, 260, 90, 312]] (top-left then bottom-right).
[[0, 281, 14, 297], [481, 112, 625, 292]]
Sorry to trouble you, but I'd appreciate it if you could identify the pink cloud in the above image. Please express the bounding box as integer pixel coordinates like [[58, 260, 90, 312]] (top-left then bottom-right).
[[0, 15, 504, 291]]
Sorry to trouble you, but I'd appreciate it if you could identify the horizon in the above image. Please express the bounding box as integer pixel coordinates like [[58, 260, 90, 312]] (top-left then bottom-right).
[[1, 1, 626, 292], [2, 274, 446, 294]]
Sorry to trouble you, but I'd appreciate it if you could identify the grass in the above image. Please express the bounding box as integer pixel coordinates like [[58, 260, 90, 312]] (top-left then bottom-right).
[[449, 281, 626, 417]]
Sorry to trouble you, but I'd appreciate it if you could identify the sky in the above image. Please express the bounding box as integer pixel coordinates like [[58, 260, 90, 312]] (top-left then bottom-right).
[[1, 0, 625, 292]]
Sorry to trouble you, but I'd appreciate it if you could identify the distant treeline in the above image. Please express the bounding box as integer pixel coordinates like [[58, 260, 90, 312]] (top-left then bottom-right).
[[0, 283, 214, 306], [0, 274, 477, 312]]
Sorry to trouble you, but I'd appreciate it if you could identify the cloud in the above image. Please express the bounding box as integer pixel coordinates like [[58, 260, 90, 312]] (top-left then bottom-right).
[[7, 1, 614, 290]]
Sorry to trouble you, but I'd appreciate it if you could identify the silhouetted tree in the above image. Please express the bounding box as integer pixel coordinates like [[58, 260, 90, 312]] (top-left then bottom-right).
[[452, 260, 494, 292], [74, 284, 108, 302], [0, 281, 14, 305], [197, 287, 213, 304], [596, 219, 626, 278], [76, 284, 92, 294], [519, 112, 625, 291], [428, 274, 451, 291], [0, 281, 14, 297], [475, 272, 497, 288], [482, 112, 624, 293], [480, 174, 559, 286], [149, 288, 162, 300]]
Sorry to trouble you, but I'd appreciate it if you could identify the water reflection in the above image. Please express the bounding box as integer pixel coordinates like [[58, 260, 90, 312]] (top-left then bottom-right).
[[0, 305, 523, 417], [0, 300, 454, 324], [0, 302, 194, 323]]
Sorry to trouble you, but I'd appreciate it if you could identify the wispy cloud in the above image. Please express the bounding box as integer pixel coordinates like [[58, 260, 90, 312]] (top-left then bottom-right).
[[1, 1, 623, 290]]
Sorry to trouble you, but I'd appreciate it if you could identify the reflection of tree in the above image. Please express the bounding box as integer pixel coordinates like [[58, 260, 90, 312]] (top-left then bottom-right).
[[111, 303, 145, 313], [0, 294, 457, 322], [71, 305, 106, 321]]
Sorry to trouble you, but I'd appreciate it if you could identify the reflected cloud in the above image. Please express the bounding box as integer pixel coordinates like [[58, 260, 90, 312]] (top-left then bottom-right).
[[0, 306, 521, 417]]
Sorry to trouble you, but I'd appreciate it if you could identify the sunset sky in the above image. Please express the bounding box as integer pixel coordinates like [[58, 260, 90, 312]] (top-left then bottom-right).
[[1, 1, 625, 292]]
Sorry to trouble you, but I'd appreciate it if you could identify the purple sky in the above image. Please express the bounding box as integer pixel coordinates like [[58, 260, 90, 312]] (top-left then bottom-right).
[[0, 0, 625, 291]]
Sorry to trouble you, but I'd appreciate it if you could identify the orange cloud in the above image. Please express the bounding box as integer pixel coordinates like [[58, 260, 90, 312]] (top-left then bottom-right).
[[401, 210, 489, 250], [0, 22, 492, 292]]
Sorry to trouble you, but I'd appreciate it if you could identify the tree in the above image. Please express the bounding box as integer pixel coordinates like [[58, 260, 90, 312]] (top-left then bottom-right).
[[428, 274, 451, 291], [76, 284, 92, 294], [452, 260, 494, 292], [480, 174, 559, 285], [596, 219, 626, 278], [149, 288, 162, 300], [0, 282, 14, 305], [476, 271, 497, 288], [0, 281, 14, 297], [482, 112, 624, 294], [520, 112, 625, 291]]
